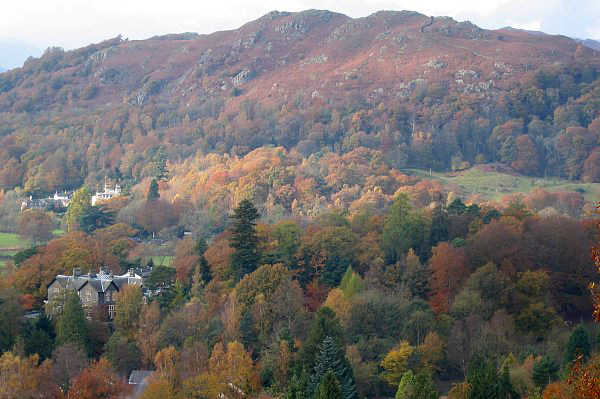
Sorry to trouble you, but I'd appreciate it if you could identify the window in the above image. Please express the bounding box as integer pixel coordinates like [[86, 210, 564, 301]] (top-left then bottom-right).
[[108, 305, 115, 319]]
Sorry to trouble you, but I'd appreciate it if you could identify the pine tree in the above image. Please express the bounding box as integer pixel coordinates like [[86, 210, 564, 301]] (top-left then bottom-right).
[[195, 237, 212, 284], [288, 369, 310, 399], [316, 371, 343, 399], [299, 307, 345, 371], [56, 291, 89, 353], [339, 267, 364, 297], [429, 204, 448, 247], [396, 371, 416, 399], [152, 147, 168, 180], [564, 324, 591, 365], [229, 199, 260, 281], [497, 365, 518, 399], [532, 357, 559, 388], [308, 336, 356, 399], [147, 179, 160, 201], [240, 309, 258, 353]]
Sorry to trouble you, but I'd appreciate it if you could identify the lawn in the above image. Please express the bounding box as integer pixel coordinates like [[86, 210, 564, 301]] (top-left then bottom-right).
[[0, 232, 29, 249], [406, 167, 600, 202], [149, 255, 173, 267]]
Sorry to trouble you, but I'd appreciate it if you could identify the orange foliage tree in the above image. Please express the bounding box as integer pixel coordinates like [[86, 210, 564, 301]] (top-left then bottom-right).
[[429, 242, 470, 313]]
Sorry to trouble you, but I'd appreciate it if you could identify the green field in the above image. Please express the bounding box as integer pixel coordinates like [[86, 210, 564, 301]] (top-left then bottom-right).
[[149, 255, 174, 267], [0, 232, 29, 249], [406, 167, 600, 202]]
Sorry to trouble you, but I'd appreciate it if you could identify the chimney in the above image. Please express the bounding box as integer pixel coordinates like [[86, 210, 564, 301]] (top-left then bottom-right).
[[72, 268, 82, 277], [129, 268, 135, 277]]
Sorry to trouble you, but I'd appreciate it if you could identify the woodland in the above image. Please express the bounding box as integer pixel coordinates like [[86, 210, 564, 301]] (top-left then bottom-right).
[[0, 9, 599, 399]]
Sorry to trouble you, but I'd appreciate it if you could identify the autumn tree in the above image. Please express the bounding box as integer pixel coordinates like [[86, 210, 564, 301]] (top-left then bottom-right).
[[18, 209, 54, 244], [136, 200, 178, 237], [229, 199, 260, 281], [0, 352, 60, 399], [209, 341, 260, 398], [67, 358, 131, 399], [381, 341, 414, 386], [51, 343, 88, 392], [429, 242, 470, 313], [114, 284, 143, 340]]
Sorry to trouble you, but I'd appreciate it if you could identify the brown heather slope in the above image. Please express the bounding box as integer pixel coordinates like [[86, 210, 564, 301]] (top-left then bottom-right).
[[1, 9, 597, 112], [0, 9, 599, 195]]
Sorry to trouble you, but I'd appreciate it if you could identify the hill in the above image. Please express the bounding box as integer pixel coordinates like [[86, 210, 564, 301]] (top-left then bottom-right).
[[0, 9, 599, 195]]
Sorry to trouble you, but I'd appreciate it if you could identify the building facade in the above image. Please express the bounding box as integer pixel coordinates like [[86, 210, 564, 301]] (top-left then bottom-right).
[[47, 267, 143, 319]]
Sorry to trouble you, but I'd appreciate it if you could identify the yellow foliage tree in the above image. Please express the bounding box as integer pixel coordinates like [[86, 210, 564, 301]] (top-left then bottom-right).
[[416, 332, 445, 374], [209, 341, 260, 399], [380, 341, 414, 386], [138, 376, 176, 399]]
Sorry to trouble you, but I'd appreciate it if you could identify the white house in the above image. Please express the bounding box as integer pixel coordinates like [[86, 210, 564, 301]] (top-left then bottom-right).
[[91, 182, 122, 206]]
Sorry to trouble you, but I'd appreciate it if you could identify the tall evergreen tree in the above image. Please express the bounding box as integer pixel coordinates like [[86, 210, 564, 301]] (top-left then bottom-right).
[[195, 237, 212, 284], [467, 357, 517, 399], [152, 147, 168, 180], [429, 204, 448, 247], [147, 178, 160, 201], [532, 356, 559, 387], [78, 205, 115, 233], [229, 199, 260, 281], [56, 291, 89, 353], [564, 324, 591, 365], [316, 371, 344, 399], [299, 307, 345, 371], [288, 369, 310, 399], [308, 336, 356, 399], [240, 309, 258, 353]]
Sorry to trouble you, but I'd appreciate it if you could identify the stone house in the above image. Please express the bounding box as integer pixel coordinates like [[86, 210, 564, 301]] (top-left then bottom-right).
[[47, 267, 143, 319]]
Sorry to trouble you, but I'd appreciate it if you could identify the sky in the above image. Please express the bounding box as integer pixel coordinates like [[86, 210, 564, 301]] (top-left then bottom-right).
[[1, 0, 599, 69]]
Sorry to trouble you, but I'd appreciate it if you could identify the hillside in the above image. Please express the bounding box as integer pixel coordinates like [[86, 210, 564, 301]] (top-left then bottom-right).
[[0, 9, 599, 195]]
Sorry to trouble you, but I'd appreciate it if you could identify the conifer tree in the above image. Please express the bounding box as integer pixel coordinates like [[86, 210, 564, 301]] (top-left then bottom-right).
[[429, 204, 449, 247], [316, 371, 344, 399], [152, 147, 168, 180], [339, 267, 365, 298], [195, 237, 212, 284], [308, 336, 356, 399], [299, 307, 345, 371], [229, 199, 260, 281], [564, 324, 591, 365], [288, 369, 310, 399], [56, 291, 89, 353], [147, 179, 160, 201], [532, 356, 559, 387], [240, 309, 257, 353]]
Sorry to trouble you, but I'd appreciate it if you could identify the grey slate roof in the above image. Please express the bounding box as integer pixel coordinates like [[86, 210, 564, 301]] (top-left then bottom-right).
[[129, 370, 154, 385], [49, 271, 142, 293]]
